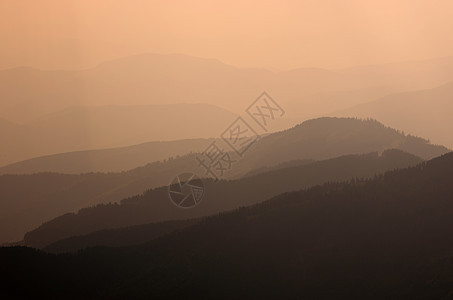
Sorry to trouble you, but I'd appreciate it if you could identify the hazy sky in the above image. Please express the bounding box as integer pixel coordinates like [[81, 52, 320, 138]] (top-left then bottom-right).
[[1, 0, 453, 70]]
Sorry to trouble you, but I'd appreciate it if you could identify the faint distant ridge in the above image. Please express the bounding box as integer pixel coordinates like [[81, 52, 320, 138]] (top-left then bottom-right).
[[0, 103, 238, 167], [3, 53, 453, 122], [296, 117, 446, 154], [334, 81, 453, 148], [2, 116, 447, 175], [292, 117, 434, 144], [2, 53, 453, 165], [0, 137, 217, 175]]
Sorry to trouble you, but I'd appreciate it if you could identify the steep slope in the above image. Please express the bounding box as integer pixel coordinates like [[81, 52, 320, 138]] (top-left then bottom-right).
[[3, 153, 453, 299], [23, 149, 423, 249], [334, 82, 453, 148]]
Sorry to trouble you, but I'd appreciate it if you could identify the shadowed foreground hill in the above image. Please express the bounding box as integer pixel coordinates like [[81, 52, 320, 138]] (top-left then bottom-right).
[[24, 149, 422, 249], [44, 219, 199, 254], [2, 153, 453, 299]]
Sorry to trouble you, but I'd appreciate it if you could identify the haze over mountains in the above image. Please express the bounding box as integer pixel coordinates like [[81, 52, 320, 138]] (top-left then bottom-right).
[[0, 138, 216, 175], [1, 117, 448, 175], [1, 54, 453, 167], [3, 2, 453, 298], [3, 54, 453, 123], [335, 82, 453, 148], [0, 103, 238, 166]]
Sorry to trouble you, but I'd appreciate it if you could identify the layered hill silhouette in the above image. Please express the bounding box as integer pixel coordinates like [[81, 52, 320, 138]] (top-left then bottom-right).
[[0, 103, 238, 166], [0, 154, 198, 244], [23, 149, 423, 249], [1, 117, 448, 175], [43, 149, 420, 254], [0, 117, 448, 245], [335, 82, 453, 149], [227, 117, 448, 177], [3, 152, 453, 299]]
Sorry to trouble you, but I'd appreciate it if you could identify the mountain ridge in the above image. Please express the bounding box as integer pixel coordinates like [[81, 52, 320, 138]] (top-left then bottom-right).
[[3, 152, 453, 298], [23, 149, 423, 249], [0, 117, 448, 245], [334, 82, 453, 148], [0, 103, 239, 166]]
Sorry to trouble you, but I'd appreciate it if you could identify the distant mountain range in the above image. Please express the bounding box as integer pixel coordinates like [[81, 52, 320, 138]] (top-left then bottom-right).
[[0, 138, 216, 174], [3, 152, 453, 299], [334, 82, 453, 148], [0, 103, 239, 166], [228, 117, 448, 178], [0, 117, 448, 245], [2, 53, 453, 164], [1, 117, 448, 175], [3, 54, 453, 123]]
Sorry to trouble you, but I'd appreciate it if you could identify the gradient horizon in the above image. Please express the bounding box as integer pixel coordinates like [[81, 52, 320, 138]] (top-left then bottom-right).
[[1, 0, 453, 71]]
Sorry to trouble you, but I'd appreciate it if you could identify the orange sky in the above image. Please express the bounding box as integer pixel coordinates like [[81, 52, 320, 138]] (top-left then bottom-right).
[[1, 0, 453, 70]]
